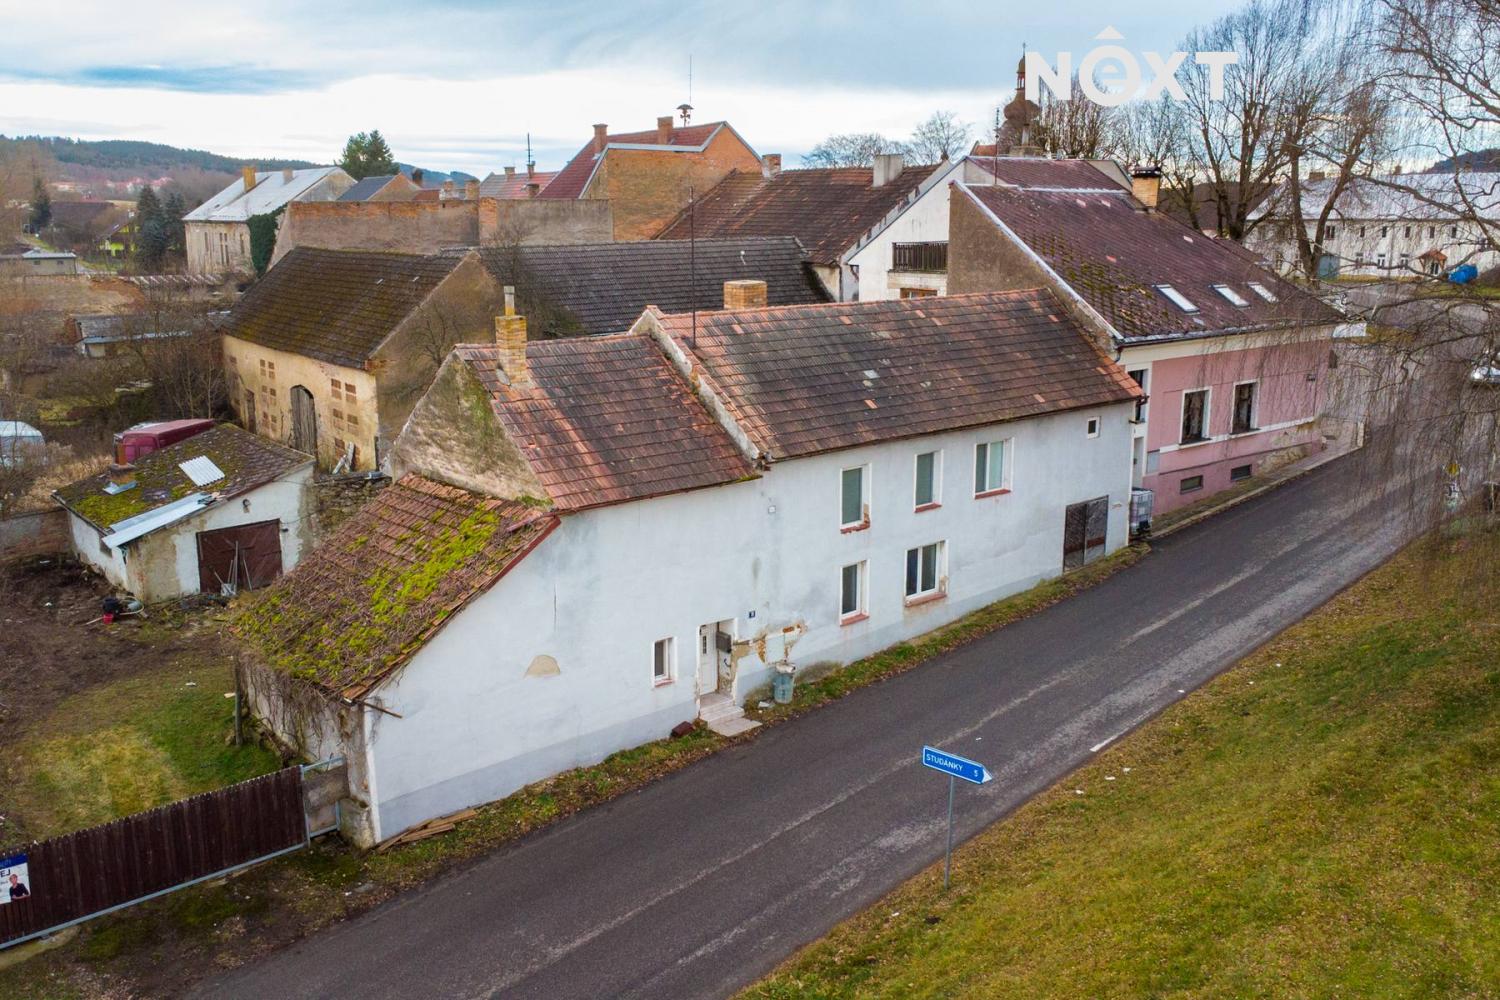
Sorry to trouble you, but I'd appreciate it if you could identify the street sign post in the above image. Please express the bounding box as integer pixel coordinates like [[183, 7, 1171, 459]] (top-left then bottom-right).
[[921, 746, 992, 889]]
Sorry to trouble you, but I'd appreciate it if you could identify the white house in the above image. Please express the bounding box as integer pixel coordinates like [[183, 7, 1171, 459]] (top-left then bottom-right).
[[1244, 171, 1500, 279], [237, 285, 1140, 845], [844, 155, 1132, 302], [183, 166, 354, 274], [54, 424, 314, 603]]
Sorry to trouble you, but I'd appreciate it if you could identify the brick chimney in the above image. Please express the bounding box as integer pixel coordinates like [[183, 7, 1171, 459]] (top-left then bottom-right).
[[593, 123, 609, 155], [524, 182, 540, 197], [464, 178, 480, 200], [526, 161, 536, 180], [282, 167, 294, 183], [657, 116, 673, 144], [761, 154, 782, 179], [872, 153, 904, 188], [411, 167, 424, 187], [496, 285, 530, 389], [1130, 166, 1162, 211], [504, 165, 516, 179], [241, 166, 258, 192], [723, 279, 768, 311]]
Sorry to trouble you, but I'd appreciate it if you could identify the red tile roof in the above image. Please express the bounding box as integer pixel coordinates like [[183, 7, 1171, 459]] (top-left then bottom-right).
[[224, 247, 467, 367], [654, 291, 1140, 460], [236, 475, 556, 697], [477, 171, 559, 199], [539, 122, 726, 200], [968, 157, 1121, 190], [960, 184, 1343, 341], [455, 334, 756, 510], [655, 164, 942, 264]]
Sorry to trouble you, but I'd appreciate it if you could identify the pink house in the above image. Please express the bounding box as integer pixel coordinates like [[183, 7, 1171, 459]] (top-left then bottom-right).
[[947, 163, 1360, 517]]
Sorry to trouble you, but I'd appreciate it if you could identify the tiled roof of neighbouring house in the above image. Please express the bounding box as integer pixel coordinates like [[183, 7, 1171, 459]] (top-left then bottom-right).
[[53, 424, 311, 534], [235, 474, 556, 698], [960, 183, 1343, 341], [477, 171, 559, 198], [968, 157, 1121, 191], [455, 334, 756, 510], [655, 163, 942, 265], [337, 175, 399, 202], [223, 247, 466, 367], [476, 237, 829, 337], [539, 122, 728, 200], [652, 290, 1141, 460]]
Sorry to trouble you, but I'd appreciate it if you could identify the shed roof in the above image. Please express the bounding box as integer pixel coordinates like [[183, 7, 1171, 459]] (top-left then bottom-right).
[[476, 237, 828, 337], [234, 475, 556, 698], [53, 423, 310, 535], [183, 167, 347, 223], [222, 247, 468, 367], [653, 290, 1141, 460], [960, 183, 1342, 341], [455, 334, 756, 510], [655, 163, 941, 264]]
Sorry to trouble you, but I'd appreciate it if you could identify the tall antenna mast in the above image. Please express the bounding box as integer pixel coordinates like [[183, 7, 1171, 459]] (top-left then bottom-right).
[[689, 184, 697, 350]]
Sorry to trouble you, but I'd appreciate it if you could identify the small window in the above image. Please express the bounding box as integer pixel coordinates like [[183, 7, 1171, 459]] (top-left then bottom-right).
[[904, 541, 945, 600], [1126, 369, 1148, 422], [1247, 281, 1277, 302], [1400, 253, 1410, 269], [840, 561, 867, 622], [1403, 225, 1412, 238], [1359, 225, 1367, 238], [1213, 284, 1249, 306], [974, 439, 1010, 495], [1450, 225, 1459, 238], [1232, 382, 1257, 434], [1230, 464, 1253, 481], [1085, 417, 1100, 438], [1377, 253, 1387, 268], [840, 465, 868, 529], [914, 450, 940, 508], [1180, 475, 1205, 494], [1181, 389, 1209, 444], [1155, 284, 1199, 313], [1428, 226, 1436, 238], [652, 637, 675, 684], [1325, 224, 1337, 239], [1379, 225, 1388, 238]]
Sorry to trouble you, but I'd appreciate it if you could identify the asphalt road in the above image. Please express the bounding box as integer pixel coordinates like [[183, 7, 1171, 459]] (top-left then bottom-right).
[[196, 446, 1422, 1000]]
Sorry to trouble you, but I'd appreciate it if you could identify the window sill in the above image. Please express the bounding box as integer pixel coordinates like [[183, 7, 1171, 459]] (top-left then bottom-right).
[[653, 676, 674, 688], [840, 519, 870, 534], [974, 488, 1011, 500], [1178, 437, 1212, 449], [839, 612, 869, 627], [1230, 427, 1259, 436], [903, 590, 947, 609], [913, 502, 942, 513]]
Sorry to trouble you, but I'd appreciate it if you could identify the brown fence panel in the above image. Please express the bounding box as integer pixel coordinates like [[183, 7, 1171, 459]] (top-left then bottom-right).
[[0, 767, 305, 948]]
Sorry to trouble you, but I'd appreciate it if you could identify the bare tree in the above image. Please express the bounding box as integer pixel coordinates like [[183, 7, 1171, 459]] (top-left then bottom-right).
[[802, 132, 898, 169], [904, 111, 972, 164], [1035, 79, 1127, 160]]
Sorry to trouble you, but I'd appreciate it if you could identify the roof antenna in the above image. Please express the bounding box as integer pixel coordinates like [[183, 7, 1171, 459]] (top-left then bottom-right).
[[678, 55, 694, 126], [526, 132, 533, 173]]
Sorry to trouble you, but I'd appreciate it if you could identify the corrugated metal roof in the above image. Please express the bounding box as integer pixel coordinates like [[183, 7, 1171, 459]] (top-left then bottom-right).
[[178, 455, 227, 487]]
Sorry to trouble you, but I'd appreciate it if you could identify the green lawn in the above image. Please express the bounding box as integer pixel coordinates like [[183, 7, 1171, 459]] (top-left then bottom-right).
[[746, 534, 1500, 999], [5, 659, 280, 841]]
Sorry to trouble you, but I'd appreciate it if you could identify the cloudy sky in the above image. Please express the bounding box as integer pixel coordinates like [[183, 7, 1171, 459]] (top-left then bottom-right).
[[0, 0, 1245, 176]]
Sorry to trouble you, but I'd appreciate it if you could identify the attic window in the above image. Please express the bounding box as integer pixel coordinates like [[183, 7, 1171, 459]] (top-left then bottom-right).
[[1155, 284, 1199, 313], [1213, 284, 1250, 307], [1247, 281, 1278, 302]]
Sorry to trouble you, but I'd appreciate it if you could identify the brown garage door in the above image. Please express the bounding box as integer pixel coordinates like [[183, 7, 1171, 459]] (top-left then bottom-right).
[[197, 520, 283, 594]]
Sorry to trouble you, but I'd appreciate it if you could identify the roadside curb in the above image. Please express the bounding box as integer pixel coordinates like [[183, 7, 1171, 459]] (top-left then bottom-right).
[[1152, 445, 1356, 540]]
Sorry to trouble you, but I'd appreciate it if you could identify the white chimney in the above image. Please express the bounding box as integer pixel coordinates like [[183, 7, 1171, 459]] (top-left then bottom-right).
[[872, 153, 905, 188]]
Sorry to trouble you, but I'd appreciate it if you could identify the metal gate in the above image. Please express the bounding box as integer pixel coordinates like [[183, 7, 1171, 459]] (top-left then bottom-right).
[[197, 519, 283, 594], [1063, 496, 1109, 569]]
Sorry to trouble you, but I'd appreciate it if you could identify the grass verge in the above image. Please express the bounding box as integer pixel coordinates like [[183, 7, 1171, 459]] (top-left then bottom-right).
[[743, 532, 1500, 999], [0, 545, 1144, 997]]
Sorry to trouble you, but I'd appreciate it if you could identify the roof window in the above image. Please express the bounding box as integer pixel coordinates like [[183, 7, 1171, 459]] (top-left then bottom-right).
[[1247, 281, 1278, 302], [1213, 284, 1250, 306], [1155, 284, 1199, 313]]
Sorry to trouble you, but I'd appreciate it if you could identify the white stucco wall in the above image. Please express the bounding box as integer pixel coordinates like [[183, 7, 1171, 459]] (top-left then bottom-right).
[[358, 403, 1134, 838], [847, 166, 961, 302]]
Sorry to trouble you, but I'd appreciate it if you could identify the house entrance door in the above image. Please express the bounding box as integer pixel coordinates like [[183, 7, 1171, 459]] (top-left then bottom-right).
[[1063, 496, 1109, 570], [289, 386, 317, 456], [696, 620, 735, 697]]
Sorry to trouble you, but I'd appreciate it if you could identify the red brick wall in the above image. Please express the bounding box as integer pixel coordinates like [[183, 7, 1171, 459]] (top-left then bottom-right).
[[590, 129, 761, 241]]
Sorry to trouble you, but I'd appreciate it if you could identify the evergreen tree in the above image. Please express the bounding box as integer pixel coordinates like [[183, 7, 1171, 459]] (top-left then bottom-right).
[[27, 175, 51, 231], [162, 190, 187, 258], [134, 185, 169, 269], [338, 130, 397, 180]]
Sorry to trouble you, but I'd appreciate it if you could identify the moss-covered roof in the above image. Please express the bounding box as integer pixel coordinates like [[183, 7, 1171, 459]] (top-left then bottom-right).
[[53, 424, 311, 532], [234, 475, 556, 699]]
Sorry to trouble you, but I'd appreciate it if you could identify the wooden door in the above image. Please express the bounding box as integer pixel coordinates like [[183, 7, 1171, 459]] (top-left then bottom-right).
[[196, 520, 283, 594], [289, 386, 317, 456]]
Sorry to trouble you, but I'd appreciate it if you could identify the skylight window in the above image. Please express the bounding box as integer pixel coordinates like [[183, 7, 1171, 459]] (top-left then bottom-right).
[[1155, 284, 1199, 313], [1213, 284, 1250, 306], [1247, 281, 1278, 302]]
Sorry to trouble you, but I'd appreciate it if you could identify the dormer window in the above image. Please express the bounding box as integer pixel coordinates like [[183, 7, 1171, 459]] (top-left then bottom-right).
[[1247, 282, 1278, 302], [1155, 284, 1199, 313], [1213, 284, 1250, 306]]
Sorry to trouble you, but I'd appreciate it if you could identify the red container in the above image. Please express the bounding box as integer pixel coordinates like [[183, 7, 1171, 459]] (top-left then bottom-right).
[[113, 418, 216, 465]]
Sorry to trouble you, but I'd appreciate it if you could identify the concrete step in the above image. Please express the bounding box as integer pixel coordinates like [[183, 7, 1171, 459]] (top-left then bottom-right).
[[697, 694, 742, 724], [706, 715, 761, 738]]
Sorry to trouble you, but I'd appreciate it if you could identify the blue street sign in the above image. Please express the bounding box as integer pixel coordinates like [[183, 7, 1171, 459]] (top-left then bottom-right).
[[921, 745, 992, 786]]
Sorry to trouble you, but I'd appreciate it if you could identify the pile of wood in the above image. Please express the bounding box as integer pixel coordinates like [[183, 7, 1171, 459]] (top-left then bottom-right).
[[375, 807, 478, 852]]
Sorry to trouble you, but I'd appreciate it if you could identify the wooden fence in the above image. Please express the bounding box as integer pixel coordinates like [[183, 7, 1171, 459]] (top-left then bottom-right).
[[0, 767, 307, 949]]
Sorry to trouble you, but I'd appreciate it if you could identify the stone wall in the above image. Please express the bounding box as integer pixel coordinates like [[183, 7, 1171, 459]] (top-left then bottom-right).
[[308, 471, 391, 542], [0, 508, 69, 563]]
